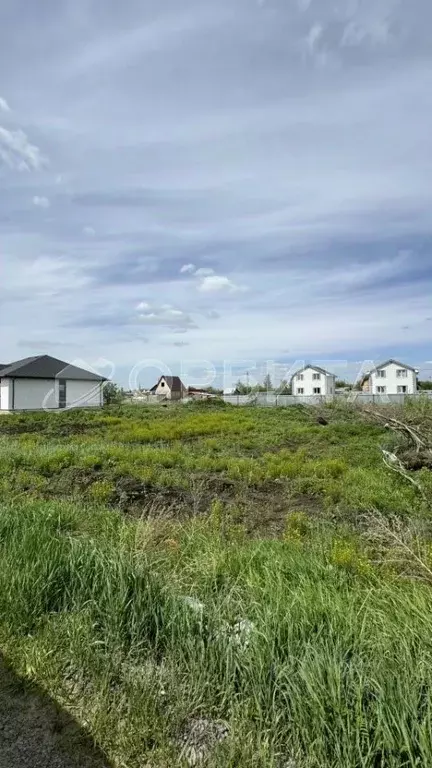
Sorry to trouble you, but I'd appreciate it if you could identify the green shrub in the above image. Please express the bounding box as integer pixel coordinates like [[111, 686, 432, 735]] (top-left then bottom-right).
[[283, 511, 311, 542], [88, 480, 115, 504]]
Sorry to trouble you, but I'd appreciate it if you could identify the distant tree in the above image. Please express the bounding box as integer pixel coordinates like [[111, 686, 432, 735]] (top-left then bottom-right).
[[234, 379, 249, 395], [335, 379, 353, 389], [277, 379, 292, 395], [206, 386, 223, 395], [418, 380, 432, 390], [103, 381, 125, 405], [263, 373, 273, 391]]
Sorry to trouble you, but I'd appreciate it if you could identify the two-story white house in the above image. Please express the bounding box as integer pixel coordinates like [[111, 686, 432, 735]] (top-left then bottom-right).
[[291, 365, 336, 397], [361, 359, 418, 395]]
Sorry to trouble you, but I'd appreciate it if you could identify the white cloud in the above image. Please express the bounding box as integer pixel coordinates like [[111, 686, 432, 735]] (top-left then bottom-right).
[[197, 274, 245, 293], [195, 267, 215, 276], [0, 127, 46, 171], [33, 195, 50, 209], [0, 96, 10, 113], [137, 302, 197, 330], [306, 24, 324, 54], [83, 225, 96, 236], [180, 263, 196, 274]]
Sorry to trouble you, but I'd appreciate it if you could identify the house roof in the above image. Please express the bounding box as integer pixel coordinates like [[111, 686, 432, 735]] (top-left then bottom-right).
[[363, 359, 418, 378], [150, 375, 186, 393], [0, 355, 107, 381], [290, 365, 335, 381]]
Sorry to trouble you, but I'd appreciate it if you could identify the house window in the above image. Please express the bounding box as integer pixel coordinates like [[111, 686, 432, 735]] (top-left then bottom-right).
[[377, 386, 386, 394], [396, 369, 407, 378], [296, 373, 304, 381], [312, 373, 321, 380], [297, 388, 304, 395], [58, 379, 67, 409], [377, 370, 386, 378], [160, 381, 165, 387], [313, 387, 321, 395], [397, 386, 408, 394]]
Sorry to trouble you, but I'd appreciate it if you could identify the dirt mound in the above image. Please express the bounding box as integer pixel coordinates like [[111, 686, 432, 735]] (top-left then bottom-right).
[[113, 477, 192, 517]]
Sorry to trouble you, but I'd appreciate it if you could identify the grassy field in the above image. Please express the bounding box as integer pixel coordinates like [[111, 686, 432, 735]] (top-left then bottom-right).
[[1, 400, 432, 767]]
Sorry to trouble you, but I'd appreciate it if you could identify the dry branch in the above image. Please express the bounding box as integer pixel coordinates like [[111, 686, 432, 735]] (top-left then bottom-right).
[[362, 406, 432, 502]]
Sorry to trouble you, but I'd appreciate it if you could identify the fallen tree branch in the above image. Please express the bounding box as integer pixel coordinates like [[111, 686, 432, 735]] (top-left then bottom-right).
[[381, 450, 428, 500], [364, 407, 429, 453]]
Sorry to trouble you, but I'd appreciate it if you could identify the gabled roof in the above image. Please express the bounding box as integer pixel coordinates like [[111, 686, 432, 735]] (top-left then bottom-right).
[[150, 375, 186, 393], [291, 365, 335, 381], [0, 355, 107, 381], [366, 359, 418, 377]]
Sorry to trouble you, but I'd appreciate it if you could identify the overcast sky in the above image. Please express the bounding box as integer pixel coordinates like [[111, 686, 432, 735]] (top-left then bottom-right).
[[1, 0, 431, 387]]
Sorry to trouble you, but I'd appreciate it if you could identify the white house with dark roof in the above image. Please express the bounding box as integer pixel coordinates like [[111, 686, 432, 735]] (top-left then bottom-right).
[[150, 375, 187, 401], [360, 359, 418, 395], [0, 355, 107, 412], [291, 365, 336, 397]]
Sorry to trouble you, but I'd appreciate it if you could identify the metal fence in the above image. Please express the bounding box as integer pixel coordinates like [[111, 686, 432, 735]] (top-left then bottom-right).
[[223, 392, 432, 407]]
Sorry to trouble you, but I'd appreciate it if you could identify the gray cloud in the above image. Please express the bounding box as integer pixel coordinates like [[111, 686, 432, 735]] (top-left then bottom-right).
[[137, 304, 197, 330], [1, 0, 432, 368], [17, 339, 80, 350]]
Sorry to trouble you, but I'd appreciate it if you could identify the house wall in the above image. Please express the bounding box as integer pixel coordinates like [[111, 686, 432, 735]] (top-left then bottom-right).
[[13, 379, 57, 410], [9, 378, 103, 411], [153, 377, 185, 400], [0, 378, 12, 411], [154, 377, 173, 399], [292, 369, 336, 397], [370, 363, 417, 395], [64, 380, 104, 408]]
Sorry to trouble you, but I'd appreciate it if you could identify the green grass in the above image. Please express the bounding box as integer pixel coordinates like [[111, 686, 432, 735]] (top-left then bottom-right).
[[0, 402, 431, 766]]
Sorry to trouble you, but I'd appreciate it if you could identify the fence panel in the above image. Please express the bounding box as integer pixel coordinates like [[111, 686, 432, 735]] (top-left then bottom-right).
[[223, 392, 432, 407]]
